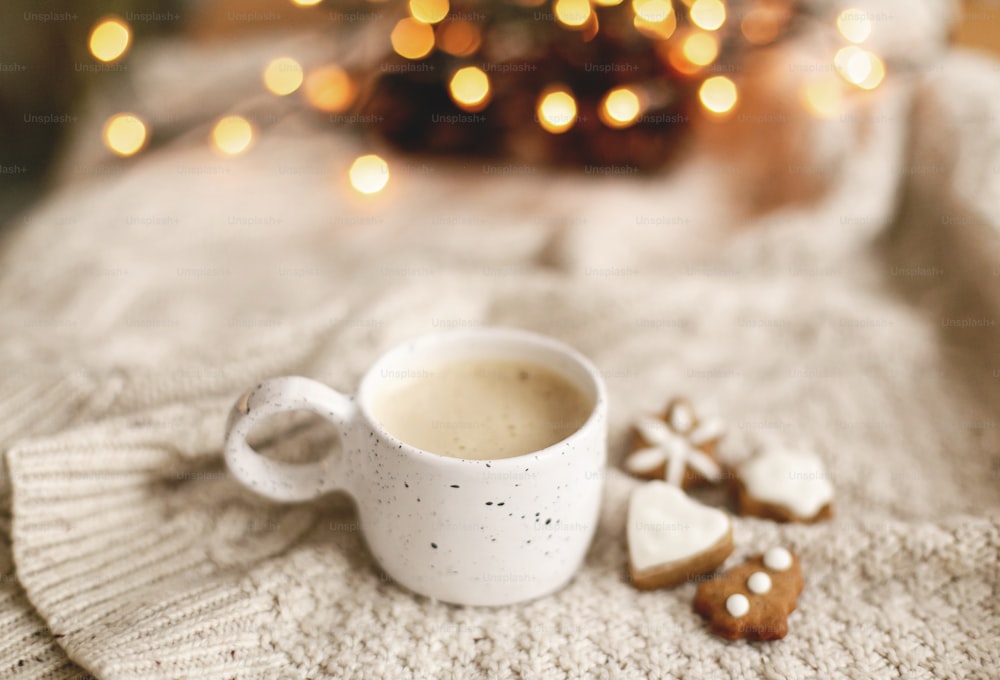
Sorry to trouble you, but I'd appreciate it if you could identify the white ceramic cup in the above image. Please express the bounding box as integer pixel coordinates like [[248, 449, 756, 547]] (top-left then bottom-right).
[[224, 328, 607, 606]]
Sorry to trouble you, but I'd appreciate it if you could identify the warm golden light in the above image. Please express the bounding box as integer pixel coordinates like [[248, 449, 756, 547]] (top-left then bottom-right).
[[698, 75, 737, 114], [600, 87, 642, 128], [664, 41, 696, 74], [554, 0, 592, 28], [594, 0, 625, 5], [835, 46, 885, 90], [211, 116, 254, 156], [302, 65, 356, 113], [409, 0, 449, 24], [102, 113, 147, 157], [89, 17, 131, 63], [633, 0, 673, 23], [682, 32, 718, 66], [391, 18, 435, 59], [437, 20, 481, 56], [448, 66, 491, 111], [291, 0, 323, 6], [800, 77, 844, 118], [263, 57, 304, 96], [836, 8, 872, 44], [857, 54, 885, 90], [634, 10, 676, 40], [834, 45, 863, 75], [537, 87, 578, 134], [349, 154, 390, 195], [689, 0, 725, 31]]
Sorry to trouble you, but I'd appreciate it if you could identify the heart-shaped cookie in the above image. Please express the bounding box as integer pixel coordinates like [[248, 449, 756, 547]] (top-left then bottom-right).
[[627, 481, 734, 590]]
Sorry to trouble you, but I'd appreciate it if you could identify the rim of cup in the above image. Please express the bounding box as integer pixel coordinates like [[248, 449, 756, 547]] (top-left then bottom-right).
[[355, 327, 607, 469]]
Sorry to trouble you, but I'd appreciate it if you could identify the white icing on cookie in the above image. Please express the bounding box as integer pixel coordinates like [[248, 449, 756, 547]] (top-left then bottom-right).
[[627, 481, 731, 573], [763, 547, 793, 572], [688, 416, 725, 445], [739, 449, 833, 519], [747, 571, 772, 594], [670, 402, 695, 433], [630, 416, 722, 487], [726, 593, 749, 618], [624, 446, 668, 475]]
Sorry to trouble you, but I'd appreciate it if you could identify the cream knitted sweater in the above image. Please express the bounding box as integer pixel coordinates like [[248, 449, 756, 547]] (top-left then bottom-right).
[[0, 3, 997, 677]]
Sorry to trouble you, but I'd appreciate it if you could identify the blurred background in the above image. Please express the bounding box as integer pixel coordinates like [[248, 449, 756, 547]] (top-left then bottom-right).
[[2, 0, 997, 228]]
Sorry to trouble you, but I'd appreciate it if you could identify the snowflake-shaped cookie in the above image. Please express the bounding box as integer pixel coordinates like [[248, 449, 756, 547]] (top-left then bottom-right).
[[624, 398, 726, 489]]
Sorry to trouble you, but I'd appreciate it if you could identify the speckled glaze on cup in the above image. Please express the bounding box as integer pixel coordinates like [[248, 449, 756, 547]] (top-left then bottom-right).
[[224, 328, 608, 606]]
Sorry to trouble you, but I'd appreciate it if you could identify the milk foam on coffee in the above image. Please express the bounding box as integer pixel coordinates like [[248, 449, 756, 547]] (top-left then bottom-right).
[[374, 358, 592, 459]]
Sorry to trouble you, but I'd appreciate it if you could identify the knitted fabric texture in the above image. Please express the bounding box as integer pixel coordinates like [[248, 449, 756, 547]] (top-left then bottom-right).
[[0, 4, 998, 678]]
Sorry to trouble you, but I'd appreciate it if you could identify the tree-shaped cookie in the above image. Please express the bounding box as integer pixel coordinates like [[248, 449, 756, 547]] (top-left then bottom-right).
[[693, 547, 804, 640], [624, 398, 726, 488]]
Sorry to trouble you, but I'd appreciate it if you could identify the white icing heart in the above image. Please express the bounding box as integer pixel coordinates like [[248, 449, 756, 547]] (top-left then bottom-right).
[[627, 481, 731, 572], [740, 449, 834, 519]]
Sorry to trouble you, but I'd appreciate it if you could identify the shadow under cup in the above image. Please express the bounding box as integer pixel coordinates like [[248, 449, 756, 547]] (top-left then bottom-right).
[[351, 329, 608, 606]]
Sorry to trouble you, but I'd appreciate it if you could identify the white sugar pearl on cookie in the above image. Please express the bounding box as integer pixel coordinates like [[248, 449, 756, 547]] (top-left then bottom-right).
[[747, 571, 772, 594], [763, 547, 793, 572], [725, 593, 750, 618]]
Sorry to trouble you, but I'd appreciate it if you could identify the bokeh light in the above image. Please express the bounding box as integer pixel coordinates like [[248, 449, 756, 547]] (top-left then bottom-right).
[[633, 0, 673, 23], [302, 65, 356, 113], [263, 57, 304, 96], [836, 8, 872, 44], [682, 32, 719, 66], [211, 116, 255, 156], [102, 113, 147, 157], [689, 0, 726, 31], [291, 0, 323, 6], [855, 54, 885, 90], [409, 0, 450, 24], [800, 77, 844, 118], [448, 66, 491, 111], [391, 18, 435, 59], [89, 17, 131, 63], [835, 46, 885, 90], [634, 9, 676, 40], [554, 0, 593, 28], [437, 20, 482, 56], [349, 154, 390, 194], [600, 87, 642, 128], [537, 87, 578, 134], [698, 75, 738, 114]]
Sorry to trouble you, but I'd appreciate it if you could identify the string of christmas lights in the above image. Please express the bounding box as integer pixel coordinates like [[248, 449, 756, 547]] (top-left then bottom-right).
[[90, 0, 889, 195]]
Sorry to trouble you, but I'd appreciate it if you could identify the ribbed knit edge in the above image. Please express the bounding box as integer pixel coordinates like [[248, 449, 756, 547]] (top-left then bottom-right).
[[7, 400, 292, 679], [0, 311, 367, 677], [0, 371, 99, 503], [0, 371, 101, 678]]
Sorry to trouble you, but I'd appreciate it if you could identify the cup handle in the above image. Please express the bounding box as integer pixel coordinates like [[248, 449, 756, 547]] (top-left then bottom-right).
[[224, 376, 356, 502]]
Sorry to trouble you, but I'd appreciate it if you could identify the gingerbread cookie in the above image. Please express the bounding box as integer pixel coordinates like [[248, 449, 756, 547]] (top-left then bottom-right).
[[627, 481, 734, 590], [693, 547, 804, 641], [624, 398, 726, 489], [735, 449, 833, 523]]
